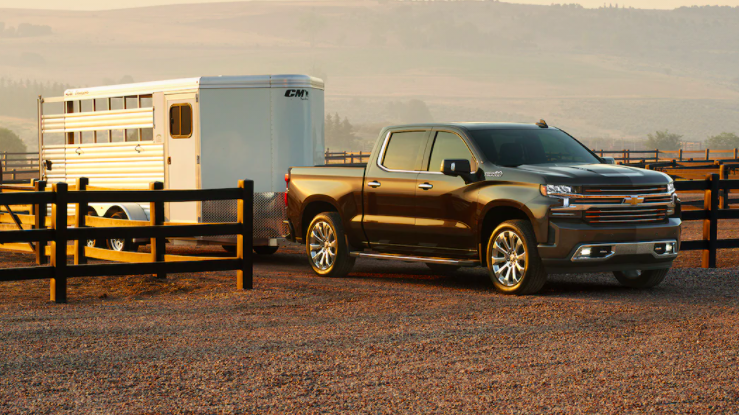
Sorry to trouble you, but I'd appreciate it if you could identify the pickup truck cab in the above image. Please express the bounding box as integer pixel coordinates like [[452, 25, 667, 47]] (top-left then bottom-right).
[[286, 122, 681, 294]]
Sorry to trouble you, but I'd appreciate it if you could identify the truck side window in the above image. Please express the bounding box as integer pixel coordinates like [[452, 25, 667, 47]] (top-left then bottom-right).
[[427, 132, 473, 172], [170, 104, 193, 138], [381, 131, 427, 171]]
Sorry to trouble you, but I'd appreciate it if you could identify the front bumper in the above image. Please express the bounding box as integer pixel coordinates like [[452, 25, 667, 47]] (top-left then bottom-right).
[[538, 218, 681, 274]]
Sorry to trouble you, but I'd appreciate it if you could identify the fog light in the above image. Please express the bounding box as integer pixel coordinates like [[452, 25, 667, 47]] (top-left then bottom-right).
[[581, 247, 592, 257], [666, 243, 674, 253]]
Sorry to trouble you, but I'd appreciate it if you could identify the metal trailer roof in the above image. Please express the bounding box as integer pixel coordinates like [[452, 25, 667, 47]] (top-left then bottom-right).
[[62, 74, 325, 101]]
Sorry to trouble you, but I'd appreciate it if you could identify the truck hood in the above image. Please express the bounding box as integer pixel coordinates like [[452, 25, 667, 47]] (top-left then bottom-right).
[[515, 163, 671, 185]]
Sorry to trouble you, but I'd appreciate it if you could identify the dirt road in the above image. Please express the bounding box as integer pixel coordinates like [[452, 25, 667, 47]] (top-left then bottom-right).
[[1, 245, 738, 414]]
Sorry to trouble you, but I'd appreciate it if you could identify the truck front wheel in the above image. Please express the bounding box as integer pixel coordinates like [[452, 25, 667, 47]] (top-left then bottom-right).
[[486, 220, 547, 295], [613, 269, 668, 288], [305, 212, 355, 278]]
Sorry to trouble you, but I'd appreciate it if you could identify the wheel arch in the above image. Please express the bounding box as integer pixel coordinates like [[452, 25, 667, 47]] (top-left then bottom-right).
[[478, 201, 539, 263], [99, 203, 149, 221], [300, 196, 340, 241]]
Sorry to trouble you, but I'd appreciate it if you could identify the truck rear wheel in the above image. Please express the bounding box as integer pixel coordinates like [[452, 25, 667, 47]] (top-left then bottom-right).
[[486, 220, 547, 295], [305, 212, 355, 278], [613, 269, 668, 288]]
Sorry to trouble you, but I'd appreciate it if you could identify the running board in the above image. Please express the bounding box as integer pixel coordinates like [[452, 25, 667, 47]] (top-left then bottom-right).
[[350, 252, 479, 267]]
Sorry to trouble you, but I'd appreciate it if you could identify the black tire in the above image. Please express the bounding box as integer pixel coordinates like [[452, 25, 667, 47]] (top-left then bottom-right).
[[613, 269, 669, 288], [425, 263, 461, 274], [106, 211, 137, 252], [305, 212, 355, 278], [222, 245, 236, 255], [86, 209, 102, 248], [254, 246, 279, 255], [486, 220, 547, 295]]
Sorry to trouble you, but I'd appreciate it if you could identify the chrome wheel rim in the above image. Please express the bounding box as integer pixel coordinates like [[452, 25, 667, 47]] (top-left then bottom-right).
[[309, 220, 337, 271], [491, 230, 527, 287], [109, 238, 125, 251]]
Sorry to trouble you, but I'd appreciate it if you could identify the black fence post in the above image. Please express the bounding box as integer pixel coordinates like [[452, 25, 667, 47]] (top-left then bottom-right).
[[50, 182, 68, 303], [237, 179, 254, 290], [33, 180, 48, 265], [701, 174, 719, 269], [74, 178, 88, 265], [150, 182, 166, 279]]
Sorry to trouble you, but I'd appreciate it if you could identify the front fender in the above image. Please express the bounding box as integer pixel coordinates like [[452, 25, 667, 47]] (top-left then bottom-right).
[[477, 182, 556, 244]]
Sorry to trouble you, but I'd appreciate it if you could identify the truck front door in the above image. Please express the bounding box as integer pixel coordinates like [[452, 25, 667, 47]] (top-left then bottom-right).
[[166, 95, 199, 223], [362, 129, 429, 252]]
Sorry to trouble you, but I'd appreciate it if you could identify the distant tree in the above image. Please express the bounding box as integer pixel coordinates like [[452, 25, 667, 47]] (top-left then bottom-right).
[[705, 132, 739, 149], [325, 113, 358, 147], [0, 128, 27, 153], [646, 130, 682, 150]]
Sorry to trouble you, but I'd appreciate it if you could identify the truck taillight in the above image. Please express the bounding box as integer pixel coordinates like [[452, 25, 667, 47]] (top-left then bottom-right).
[[284, 173, 290, 207]]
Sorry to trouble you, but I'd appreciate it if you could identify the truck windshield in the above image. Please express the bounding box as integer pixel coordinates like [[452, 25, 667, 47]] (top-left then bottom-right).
[[468, 129, 601, 167]]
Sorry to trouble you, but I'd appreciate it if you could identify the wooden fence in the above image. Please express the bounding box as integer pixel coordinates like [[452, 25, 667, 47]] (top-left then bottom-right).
[[0, 152, 40, 184], [324, 150, 370, 164], [593, 148, 739, 164], [676, 174, 739, 268], [0, 178, 254, 303]]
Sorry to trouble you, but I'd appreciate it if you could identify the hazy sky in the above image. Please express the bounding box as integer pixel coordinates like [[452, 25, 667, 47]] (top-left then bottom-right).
[[0, 0, 737, 11]]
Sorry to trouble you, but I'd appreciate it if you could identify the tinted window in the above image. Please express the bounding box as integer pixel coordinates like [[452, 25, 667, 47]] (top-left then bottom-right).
[[170, 104, 193, 138], [468, 129, 599, 167], [382, 131, 427, 171], [427, 132, 473, 172]]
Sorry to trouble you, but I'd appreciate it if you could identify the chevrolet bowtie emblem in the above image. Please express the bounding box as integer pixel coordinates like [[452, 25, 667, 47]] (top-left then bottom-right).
[[625, 196, 645, 206]]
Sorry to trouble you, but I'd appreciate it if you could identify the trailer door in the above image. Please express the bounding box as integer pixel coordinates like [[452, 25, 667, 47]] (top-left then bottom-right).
[[166, 95, 199, 222]]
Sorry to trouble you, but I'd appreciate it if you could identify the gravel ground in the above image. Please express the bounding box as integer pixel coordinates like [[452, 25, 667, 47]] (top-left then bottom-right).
[[1, 242, 738, 414]]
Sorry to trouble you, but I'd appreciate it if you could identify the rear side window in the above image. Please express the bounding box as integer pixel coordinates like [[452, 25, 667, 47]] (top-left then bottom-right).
[[427, 131, 474, 172], [381, 131, 427, 171], [170, 104, 193, 138]]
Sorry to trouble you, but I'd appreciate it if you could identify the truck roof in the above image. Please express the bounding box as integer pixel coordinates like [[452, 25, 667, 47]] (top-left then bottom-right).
[[384, 122, 557, 131]]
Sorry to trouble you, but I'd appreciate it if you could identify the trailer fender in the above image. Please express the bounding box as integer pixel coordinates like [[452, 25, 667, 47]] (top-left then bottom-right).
[[92, 204, 150, 222]]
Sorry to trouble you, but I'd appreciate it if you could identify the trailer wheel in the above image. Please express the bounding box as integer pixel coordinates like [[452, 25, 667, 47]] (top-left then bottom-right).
[[254, 246, 279, 255], [613, 269, 669, 288], [305, 212, 355, 278], [86, 209, 102, 248], [106, 211, 138, 252]]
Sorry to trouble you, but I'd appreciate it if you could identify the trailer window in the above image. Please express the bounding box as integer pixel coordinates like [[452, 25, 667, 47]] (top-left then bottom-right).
[[170, 104, 193, 139]]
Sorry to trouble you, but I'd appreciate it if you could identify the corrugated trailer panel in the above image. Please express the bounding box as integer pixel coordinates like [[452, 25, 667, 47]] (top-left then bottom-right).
[[63, 142, 164, 189]]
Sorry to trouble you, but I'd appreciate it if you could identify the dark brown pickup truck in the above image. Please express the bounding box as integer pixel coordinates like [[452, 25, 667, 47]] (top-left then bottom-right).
[[286, 122, 681, 294]]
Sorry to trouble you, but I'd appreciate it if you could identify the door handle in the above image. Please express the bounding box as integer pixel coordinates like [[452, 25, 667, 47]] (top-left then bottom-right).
[[418, 183, 433, 190], [368, 181, 381, 188]]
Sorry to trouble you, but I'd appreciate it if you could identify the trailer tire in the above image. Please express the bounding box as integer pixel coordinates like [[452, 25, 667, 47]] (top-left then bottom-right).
[[305, 212, 355, 278], [613, 269, 669, 288], [254, 246, 279, 255], [106, 211, 138, 252]]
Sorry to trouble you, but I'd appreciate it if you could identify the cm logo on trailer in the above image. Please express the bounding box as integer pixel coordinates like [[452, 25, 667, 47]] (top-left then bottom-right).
[[285, 89, 310, 100]]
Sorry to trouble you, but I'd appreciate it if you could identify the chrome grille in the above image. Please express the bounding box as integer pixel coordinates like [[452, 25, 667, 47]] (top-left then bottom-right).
[[582, 185, 668, 195], [585, 206, 668, 224], [201, 192, 288, 239]]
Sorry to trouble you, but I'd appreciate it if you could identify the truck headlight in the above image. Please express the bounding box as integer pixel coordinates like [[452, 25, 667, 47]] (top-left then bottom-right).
[[667, 182, 675, 194], [540, 184, 574, 197]]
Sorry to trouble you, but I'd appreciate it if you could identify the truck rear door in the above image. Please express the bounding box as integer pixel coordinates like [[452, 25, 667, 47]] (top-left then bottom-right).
[[362, 129, 430, 251]]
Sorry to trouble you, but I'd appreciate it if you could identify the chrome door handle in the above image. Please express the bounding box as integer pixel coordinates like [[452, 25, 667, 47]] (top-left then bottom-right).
[[418, 183, 433, 190], [368, 181, 381, 188]]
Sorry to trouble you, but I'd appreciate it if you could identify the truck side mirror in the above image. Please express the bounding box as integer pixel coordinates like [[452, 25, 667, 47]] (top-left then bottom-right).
[[441, 159, 472, 176], [602, 157, 616, 165]]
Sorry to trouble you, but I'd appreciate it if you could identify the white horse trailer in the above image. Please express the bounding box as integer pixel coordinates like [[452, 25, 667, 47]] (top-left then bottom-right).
[[37, 74, 324, 253]]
